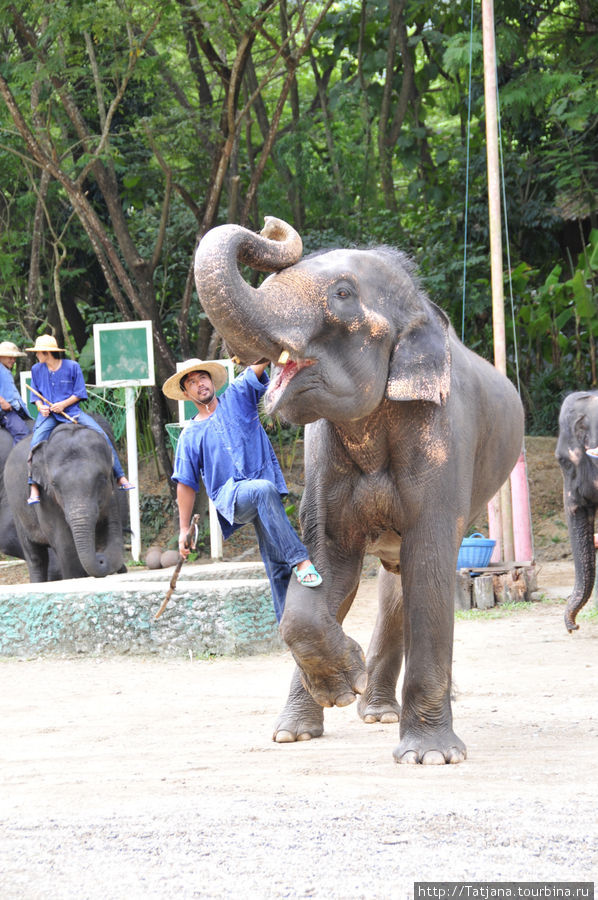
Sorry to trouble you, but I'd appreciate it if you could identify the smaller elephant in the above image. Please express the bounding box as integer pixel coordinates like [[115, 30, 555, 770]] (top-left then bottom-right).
[[556, 390, 598, 631], [0, 426, 62, 578], [0, 426, 30, 561], [4, 419, 127, 582]]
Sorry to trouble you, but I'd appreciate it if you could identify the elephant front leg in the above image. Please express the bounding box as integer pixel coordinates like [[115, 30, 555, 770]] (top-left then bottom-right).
[[279, 555, 367, 710], [393, 534, 466, 765], [358, 566, 403, 725], [273, 668, 324, 742], [564, 503, 595, 632]]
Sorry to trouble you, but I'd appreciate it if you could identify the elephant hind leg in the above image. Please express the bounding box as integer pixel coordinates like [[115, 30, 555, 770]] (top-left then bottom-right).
[[357, 566, 403, 725], [273, 667, 324, 743]]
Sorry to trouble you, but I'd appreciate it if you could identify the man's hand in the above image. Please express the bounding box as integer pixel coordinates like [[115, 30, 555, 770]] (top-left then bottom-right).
[[0, 396, 10, 411], [49, 399, 73, 415], [176, 483, 197, 558], [178, 527, 191, 558]]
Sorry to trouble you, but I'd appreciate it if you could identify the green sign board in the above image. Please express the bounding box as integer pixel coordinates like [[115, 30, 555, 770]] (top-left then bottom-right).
[[93, 321, 155, 387]]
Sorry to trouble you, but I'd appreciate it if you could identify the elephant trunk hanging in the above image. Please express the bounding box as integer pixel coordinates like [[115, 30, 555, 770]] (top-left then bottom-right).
[[556, 390, 598, 632]]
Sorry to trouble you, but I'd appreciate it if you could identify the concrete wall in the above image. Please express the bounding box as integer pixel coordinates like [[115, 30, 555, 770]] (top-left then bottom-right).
[[0, 562, 283, 658]]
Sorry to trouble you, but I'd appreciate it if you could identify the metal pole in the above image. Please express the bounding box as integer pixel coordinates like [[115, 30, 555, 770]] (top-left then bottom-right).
[[482, 0, 514, 562], [209, 499, 223, 559], [125, 386, 141, 562]]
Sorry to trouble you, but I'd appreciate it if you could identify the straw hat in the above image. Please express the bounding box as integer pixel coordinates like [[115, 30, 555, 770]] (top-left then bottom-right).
[[25, 335, 65, 352], [162, 358, 228, 401], [0, 340, 26, 358]]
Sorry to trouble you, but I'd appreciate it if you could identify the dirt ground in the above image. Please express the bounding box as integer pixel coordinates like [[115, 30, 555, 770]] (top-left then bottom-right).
[[1, 566, 597, 898], [1, 436, 597, 897]]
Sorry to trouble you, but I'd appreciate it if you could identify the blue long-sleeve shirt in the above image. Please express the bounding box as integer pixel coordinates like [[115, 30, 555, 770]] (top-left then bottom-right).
[[30, 359, 88, 422], [172, 368, 287, 538], [0, 363, 31, 417]]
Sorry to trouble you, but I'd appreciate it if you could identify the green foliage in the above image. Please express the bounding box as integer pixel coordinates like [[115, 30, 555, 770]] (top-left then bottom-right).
[[455, 600, 541, 621], [139, 493, 173, 548], [515, 230, 598, 432], [84, 387, 127, 442], [0, 0, 596, 444]]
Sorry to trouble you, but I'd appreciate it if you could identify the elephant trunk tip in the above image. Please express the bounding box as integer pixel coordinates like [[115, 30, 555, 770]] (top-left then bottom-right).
[[564, 602, 582, 632]]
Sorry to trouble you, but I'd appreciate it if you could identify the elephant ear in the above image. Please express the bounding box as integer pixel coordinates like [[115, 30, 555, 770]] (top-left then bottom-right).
[[386, 302, 451, 405]]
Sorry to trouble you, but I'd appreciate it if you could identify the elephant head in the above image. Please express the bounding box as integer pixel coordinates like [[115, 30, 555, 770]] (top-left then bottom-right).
[[195, 217, 451, 425], [31, 424, 125, 579], [555, 390, 598, 631]]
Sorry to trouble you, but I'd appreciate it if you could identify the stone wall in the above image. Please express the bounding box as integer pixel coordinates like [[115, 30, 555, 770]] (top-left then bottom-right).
[[0, 562, 283, 658]]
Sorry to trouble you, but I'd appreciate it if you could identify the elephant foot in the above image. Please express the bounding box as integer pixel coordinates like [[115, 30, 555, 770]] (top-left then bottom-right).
[[273, 694, 324, 743], [392, 726, 467, 765], [357, 691, 400, 725], [291, 632, 367, 709]]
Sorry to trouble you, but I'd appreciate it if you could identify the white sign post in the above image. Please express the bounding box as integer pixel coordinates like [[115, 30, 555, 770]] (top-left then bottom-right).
[[93, 321, 155, 563]]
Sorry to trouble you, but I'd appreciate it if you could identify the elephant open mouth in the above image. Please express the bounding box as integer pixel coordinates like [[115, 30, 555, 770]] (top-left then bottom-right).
[[267, 357, 315, 411]]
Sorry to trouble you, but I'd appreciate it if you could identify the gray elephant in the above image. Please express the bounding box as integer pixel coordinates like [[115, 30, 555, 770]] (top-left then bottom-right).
[[194, 217, 524, 765], [4, 420, 127, 581], [1, 425, 62, 579], [0, 425, 30, 561], [555, 390, 598, 632]]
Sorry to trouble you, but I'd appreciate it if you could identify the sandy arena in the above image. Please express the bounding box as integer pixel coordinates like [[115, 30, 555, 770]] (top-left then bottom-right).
[[1, 558, 597, 898]]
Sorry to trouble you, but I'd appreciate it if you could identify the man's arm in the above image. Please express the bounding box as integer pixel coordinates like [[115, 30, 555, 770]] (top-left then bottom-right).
[[250, 362, 269, 379], [176, 482, 197, 558]]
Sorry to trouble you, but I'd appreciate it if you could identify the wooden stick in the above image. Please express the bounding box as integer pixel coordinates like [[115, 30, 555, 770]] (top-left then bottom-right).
[[26, 383, 78, 424], [155, 515, 200, 620]]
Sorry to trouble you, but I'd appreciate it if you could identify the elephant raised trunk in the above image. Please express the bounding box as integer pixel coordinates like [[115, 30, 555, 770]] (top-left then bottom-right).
[[194, 217, 303, 365]]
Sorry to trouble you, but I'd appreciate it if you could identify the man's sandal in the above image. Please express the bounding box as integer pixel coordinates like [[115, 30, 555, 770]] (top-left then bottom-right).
[[293, 563, 322, 587], [27, 497, 40, 505]]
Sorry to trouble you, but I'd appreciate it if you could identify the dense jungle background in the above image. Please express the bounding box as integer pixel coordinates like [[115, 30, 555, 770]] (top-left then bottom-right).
[[0, 1, 597, 500]]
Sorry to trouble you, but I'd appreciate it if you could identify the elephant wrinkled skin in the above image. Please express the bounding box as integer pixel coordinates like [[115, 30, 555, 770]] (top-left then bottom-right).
[[194, 217, 524, 765], [4, 421, 127, 582], [556, 390, 598, 632]]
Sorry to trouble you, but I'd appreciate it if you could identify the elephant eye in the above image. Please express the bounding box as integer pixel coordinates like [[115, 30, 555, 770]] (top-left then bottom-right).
[[333, 282, 354, 300], [327, 278, 360, 319]]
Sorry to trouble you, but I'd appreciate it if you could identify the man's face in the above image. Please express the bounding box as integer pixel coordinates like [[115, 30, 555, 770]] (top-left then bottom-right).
[[182, 371, 215, 405], [0, 355, 17, 369]]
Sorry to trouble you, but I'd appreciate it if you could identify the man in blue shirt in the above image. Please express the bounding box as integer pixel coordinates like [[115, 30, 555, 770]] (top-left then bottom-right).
[[25, 334, 133, 504], [163, 358, 322, 622], [0, 340, 32, 444]]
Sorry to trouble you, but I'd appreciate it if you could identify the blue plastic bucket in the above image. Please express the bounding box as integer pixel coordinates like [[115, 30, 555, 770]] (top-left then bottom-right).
[[457, 533, 496, 569]]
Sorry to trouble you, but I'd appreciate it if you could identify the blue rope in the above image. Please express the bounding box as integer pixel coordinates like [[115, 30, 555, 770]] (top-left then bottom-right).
[[461, 0, 475, 342]]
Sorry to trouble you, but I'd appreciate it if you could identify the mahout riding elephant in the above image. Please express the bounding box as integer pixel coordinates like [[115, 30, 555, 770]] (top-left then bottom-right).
[[1, 425, 61, 579], [555, 390, 598, 632], [194, 217, 524, 765], [4, 416, 127, 582]]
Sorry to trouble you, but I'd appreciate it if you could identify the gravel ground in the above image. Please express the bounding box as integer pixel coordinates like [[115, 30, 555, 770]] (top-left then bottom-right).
[[2, 563, 597, 898]]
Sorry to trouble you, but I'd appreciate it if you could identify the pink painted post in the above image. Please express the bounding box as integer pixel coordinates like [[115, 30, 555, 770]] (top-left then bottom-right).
[[510, 450, 534, 562], [487, 495, 503, 563]]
